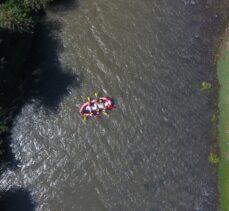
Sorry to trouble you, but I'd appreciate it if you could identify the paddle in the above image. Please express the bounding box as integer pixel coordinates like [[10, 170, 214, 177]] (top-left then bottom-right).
[[102, 111, 108, 116], [83, 116, 87, 122], [94, 92, 101, 113]]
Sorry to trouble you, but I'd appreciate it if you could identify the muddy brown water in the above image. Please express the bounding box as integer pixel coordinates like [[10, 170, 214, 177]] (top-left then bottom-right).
[[0, 0, 227, 210]]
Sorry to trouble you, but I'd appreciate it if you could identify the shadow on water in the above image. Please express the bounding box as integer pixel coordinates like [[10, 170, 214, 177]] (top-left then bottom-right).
[[23, 18, 81, 112], [0, 188, 35, 211], [0, 0, 80, 185], [50, 0, 79, 12], [0, 0, 80, 208]]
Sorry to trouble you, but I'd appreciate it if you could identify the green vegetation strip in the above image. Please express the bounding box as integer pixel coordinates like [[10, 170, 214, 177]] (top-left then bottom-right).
[[218, 47, 229, 211]]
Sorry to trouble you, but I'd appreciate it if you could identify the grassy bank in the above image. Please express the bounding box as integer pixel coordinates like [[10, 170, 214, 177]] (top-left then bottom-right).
[[217, 27, 229, 211]]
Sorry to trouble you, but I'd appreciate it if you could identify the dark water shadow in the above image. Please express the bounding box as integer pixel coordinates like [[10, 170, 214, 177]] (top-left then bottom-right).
[[0, 188, 35, 211], [0, 0, 81, 208], [49, 0, 79, 12], [0, 1, 81, 168], [0, 132, 20, 172], [22, 19, 81, 113]]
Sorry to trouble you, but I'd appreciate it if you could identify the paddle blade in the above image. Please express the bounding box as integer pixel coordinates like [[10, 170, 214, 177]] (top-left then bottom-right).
[[83, 116, 87, 121], [94, 92, 98, 98], [102, 111, 108, 116], [87, 97, 90, 102]]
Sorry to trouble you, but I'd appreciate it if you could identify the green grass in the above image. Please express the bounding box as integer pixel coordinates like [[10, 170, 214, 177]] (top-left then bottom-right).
[[217, 49, 229, 211]]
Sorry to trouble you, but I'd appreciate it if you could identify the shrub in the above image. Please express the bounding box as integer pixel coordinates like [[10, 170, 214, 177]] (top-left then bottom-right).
[[200, 81, 212, 91], [22, 0, 53, 11], [0, 0, 54, 31], [208, 153, 220, 164], [0, 2, 33, 31]]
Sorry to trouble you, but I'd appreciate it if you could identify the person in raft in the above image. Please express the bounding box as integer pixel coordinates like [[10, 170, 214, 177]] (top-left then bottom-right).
[[91, 103, 98, 115], [85, 101, 105, 115], [97, 99, 105, 110], [85, 96, 113, 115], [85, 105, 92, 113]]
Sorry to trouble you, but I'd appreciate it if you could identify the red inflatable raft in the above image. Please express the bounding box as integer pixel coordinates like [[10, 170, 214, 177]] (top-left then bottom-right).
[[80, 97, 114, 118]]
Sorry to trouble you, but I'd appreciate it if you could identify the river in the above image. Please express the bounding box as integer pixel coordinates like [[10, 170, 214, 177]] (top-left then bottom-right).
[[0, 0, 226, 210]]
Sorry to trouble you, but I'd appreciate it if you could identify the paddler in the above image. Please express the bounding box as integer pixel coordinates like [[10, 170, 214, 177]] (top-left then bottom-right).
[[85, 105, 92, 113]]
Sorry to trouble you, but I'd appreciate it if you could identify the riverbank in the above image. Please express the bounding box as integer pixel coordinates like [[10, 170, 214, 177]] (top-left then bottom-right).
[[217, 24, 229, 211]]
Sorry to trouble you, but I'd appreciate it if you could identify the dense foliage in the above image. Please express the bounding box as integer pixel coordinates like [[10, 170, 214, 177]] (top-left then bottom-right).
[[0, 0, 53, 31], [0, 2, 32, 31], [20, 0, 53, 11]]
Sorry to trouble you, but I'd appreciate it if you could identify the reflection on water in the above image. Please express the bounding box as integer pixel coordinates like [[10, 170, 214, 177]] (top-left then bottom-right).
[[0, 0, 227, 210]]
